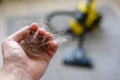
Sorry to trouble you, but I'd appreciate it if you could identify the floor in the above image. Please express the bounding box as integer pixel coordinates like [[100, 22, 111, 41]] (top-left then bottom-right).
[[0, 0, 120, 80]]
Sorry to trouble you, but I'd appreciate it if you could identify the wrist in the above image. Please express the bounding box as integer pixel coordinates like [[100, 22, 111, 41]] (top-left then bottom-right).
[[0, 63, 33, 80]]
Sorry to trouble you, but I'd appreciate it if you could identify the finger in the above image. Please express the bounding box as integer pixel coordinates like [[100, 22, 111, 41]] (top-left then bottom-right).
[[27, 23, 39, 41], [9, 23, 38, 42], [48, 41, 58, 57], [35, 28, 46, 42], [37, 32, 53, 43], [45, 32, 53, 41], [38, 28, 46, 36], [29, 23, 38, 35]]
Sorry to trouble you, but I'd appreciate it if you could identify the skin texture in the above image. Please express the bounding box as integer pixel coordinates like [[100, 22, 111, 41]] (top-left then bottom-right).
[[0, 23, 58, 80]]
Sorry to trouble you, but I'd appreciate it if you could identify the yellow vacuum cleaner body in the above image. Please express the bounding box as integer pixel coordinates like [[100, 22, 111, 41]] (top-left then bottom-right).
[[70, 0, 102, 36]]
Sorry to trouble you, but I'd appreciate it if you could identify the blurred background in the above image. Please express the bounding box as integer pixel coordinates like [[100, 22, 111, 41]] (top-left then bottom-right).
[[0, 0, 120, 80]]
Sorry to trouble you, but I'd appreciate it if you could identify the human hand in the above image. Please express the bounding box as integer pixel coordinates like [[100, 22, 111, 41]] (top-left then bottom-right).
[[1, 23, 58, 80]]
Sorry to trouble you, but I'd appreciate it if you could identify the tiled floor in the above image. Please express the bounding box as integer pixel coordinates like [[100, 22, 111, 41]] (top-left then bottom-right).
[[0, 0, 120, 80]]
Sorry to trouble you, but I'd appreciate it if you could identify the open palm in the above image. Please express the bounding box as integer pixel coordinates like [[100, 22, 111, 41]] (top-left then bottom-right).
[[2, 23, 58, 80]]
